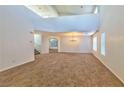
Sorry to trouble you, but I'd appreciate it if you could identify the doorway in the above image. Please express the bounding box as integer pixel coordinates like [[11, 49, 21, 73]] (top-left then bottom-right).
[[34, 33, 41, 55], [49, 38, 58, 53]]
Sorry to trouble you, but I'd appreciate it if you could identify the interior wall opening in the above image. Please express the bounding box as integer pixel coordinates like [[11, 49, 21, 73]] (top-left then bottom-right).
[[34, 32, 42, 55], [49, 37, 58, 53]]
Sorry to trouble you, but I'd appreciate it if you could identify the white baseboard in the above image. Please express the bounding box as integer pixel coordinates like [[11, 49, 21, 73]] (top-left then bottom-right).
[[92, 54, 124, 84], [0, 58, 34, 72], [59, 51, 91, 53]]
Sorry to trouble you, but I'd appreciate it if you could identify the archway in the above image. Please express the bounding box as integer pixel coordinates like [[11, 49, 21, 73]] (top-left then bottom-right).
[[49, 38, 58, 53]]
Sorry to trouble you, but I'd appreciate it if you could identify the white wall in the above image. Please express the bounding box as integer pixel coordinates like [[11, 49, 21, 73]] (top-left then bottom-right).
[[92, 6, 124, 83], [41, 32, 61, 53], [0, 32, 2, 68], [60, 35, 92, 53], [0, 6, 34, 71], [0, 13, 3, 68], [39, 32, 91, 54]]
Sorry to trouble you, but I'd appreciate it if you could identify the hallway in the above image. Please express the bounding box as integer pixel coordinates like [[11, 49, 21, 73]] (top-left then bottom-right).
[[0, 53, 123, 87]]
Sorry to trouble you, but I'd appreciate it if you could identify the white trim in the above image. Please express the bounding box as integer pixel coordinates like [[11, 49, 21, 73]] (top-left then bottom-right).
[[0, 58, 34, 72], [92, 53, 124, 84]]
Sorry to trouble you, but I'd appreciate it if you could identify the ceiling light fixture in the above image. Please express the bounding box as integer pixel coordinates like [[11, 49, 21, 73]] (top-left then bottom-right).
[[70, 33, 77, 42]]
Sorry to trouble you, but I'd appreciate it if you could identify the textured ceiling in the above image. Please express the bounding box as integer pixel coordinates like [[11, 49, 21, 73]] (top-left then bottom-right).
[[24, 5, 100, 34]]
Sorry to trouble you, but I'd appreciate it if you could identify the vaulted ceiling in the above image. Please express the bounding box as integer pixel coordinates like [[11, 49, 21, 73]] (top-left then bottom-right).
[[24, 5, 100, 35], [26, 5, 96, 17]]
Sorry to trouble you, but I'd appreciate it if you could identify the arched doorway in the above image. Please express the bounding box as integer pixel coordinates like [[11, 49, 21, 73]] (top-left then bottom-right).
[[49, 38, 58, 53]]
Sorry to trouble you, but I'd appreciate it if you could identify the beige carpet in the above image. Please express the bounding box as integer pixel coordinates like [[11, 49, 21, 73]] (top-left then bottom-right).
[[0, 53, 123, 87]]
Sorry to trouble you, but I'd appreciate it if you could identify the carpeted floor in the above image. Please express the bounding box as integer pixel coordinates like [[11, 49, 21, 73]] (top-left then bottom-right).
[[0, 53, 123, 87]]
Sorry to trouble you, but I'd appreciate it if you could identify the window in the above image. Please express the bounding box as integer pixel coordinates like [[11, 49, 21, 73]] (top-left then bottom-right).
[[93, 36, 97, 51], [101, 32, 106, 56]]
